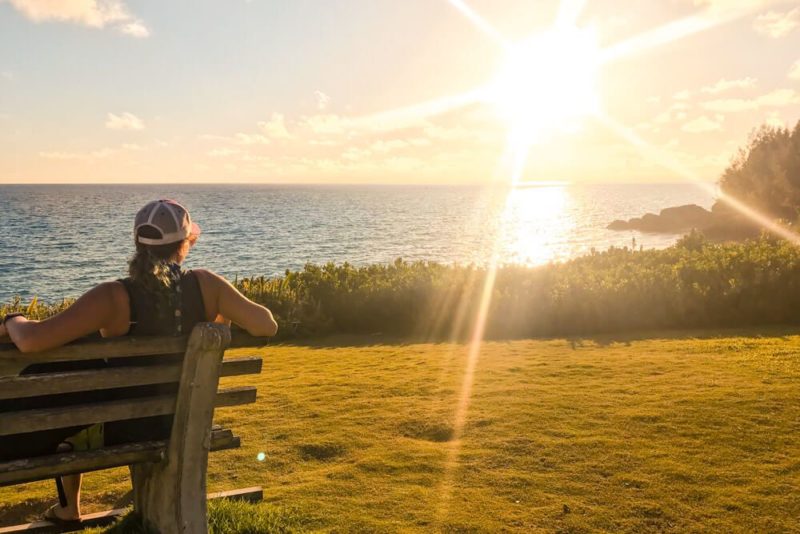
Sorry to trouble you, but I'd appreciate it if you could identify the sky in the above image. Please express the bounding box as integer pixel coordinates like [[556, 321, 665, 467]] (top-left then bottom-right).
[[1, 0, 799, 185]]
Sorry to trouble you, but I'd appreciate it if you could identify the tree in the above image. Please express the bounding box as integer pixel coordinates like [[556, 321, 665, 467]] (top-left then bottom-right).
[[717, 120, 800, 221]]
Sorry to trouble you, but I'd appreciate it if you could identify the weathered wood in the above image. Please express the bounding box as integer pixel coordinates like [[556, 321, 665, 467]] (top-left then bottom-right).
[[0, 336, 188, 370], [0, 357, 261, 400], [0, 486, 264, 533], [0, 387, 256, 436], [0, 362, 182, 400], [215, 386, 257, 408], [220, 356, 263, 377], [131, 322, 230, 534], [0, 508, 127, 534], [0, 429, 239, 486], [0, 329, 264, 372], [229, 330, 270, 349], [207, 486, 263, 503], [0, 394, 177, 437]]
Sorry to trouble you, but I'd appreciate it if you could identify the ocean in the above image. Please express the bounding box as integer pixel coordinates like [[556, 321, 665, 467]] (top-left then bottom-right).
[[0, 183, 715, 302]]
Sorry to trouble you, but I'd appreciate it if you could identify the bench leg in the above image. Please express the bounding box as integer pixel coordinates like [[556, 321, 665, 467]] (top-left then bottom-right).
[[130, 323, 230, 534]]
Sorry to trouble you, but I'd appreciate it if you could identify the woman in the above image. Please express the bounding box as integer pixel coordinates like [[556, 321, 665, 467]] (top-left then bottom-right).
[[0, 199, 278, 523]]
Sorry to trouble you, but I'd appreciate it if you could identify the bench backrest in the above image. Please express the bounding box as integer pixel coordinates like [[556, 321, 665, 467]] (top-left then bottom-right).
[[1, 323, 266, 533]]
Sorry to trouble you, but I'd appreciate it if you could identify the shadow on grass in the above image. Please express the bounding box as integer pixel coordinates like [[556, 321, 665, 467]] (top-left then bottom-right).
[[268, 324, 800, 350], [0, 498, 48, 528]]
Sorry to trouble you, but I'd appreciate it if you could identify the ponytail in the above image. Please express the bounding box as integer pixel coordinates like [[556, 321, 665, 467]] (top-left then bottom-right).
[[128, 226, 188, 312]]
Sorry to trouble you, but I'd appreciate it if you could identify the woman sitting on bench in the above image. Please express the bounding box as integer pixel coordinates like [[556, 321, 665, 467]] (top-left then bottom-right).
[[0, 199, 278, 524]]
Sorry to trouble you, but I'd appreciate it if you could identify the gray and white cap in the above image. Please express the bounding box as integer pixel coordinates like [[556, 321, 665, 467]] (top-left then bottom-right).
[[134, 199, 201, 245]]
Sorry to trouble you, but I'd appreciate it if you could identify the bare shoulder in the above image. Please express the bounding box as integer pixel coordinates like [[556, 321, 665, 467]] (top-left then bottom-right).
[[191, 268, 226, 286], [86, 280, 128, 302]]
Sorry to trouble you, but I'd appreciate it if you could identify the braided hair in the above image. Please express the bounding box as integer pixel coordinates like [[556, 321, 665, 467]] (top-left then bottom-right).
[[128, 225, 189, 314]]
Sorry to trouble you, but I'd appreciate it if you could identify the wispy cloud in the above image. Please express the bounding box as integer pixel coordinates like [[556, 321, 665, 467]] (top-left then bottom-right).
[[258, 113, 292, 139], [765, 111, 788, 128], [2, 0, 149, 37], [314, 90, 331, 111], [753, 7, 799, 38], [39, 143, 142, 161], [701, 77, 757, 93], [0, 71, 14, 81], [682, 115, 724, 133], [105, 112, 145, 130], [702, 88, 800, 111]]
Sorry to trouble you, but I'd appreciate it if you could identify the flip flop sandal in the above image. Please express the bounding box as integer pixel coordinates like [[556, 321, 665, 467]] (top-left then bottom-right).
[[43, 504, 81, 529]]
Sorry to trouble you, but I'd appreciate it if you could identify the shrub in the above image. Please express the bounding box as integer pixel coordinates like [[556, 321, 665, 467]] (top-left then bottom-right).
[[7, 236, 800, 340]]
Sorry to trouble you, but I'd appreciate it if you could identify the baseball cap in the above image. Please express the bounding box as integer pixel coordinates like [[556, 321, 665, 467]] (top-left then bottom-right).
[[134, 199, 202, 246]]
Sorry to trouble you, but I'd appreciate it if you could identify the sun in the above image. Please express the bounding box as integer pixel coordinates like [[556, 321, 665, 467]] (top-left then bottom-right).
[[485, 25, 600, 149]]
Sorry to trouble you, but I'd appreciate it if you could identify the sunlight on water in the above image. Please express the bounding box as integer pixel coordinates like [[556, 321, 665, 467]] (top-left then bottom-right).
[[501, 185, 573, 265], [0, 184, 715, 301]]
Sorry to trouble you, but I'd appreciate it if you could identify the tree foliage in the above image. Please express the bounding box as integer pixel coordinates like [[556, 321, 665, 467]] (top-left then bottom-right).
[[717, 120, 800, 220]]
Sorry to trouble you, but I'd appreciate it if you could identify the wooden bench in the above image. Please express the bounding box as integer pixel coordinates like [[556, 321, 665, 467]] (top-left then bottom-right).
[[0, 322, 266, 533]]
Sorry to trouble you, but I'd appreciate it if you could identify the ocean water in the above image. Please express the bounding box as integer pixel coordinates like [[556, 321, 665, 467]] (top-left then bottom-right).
[[0, 183, 715, 302]]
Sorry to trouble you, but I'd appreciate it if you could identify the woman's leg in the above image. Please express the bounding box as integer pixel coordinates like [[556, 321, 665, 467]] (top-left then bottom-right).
[[50, 474, 82, 520]]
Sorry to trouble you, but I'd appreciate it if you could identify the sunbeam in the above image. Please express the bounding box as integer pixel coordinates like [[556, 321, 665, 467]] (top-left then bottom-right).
[[596, 112, 800, 246], [446, 0, 511, 49], [435, 211, 502, 523], [346, 88, 486, 133], [599, 2, 773, 64]]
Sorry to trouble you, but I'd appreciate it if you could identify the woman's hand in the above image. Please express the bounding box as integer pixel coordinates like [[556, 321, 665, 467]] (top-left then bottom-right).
[[0, 321, 8, 342]]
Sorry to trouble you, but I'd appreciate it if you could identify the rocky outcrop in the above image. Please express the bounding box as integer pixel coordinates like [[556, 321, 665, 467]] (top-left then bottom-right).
[[608, 203, 763, 240], [607, 204, 714, 233]]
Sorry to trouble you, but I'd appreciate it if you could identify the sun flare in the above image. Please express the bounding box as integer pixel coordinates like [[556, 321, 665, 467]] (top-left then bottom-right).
[[486, 26, 600, 149]]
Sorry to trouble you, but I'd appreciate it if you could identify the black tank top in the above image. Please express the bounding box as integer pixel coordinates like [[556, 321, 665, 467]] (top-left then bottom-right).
[[119, 268, 207, 336]]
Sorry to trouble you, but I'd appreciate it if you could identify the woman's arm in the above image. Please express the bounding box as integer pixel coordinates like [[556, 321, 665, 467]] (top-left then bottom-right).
[[3, 282, 128, 353], [194, 269, 278, 337]]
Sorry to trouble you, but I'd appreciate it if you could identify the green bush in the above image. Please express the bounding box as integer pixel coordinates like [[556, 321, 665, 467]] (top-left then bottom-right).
[[6, 235, 800, 340]]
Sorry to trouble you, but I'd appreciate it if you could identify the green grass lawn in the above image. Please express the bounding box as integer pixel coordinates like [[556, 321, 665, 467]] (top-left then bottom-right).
[[2, 329, 799, 532]]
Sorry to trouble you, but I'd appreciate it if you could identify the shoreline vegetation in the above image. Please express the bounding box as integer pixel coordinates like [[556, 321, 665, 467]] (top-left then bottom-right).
[[609, 121, 800, 238], [5, 232, 800, 341]]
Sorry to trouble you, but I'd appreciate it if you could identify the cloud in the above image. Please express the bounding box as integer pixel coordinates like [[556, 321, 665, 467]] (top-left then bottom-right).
[[701, 77, 757, 93], [702, 88, 800, 112], [258, 113, 292, 139], [2, 0, 149, 37], [764, 111, 787, 128], [234, 132, 270, 145], [105, 112, 145, 130], [1, 71, 14, 81], [208, 147, 241, 158], [314, 91, 331, 111], [673, 90, 691, 100], [682, 115, 724, 133], [40, 148, 115, 160], [753, 8, 800, 38], [38, 142, 146, 161], [119, 20, 148, 37], [789, 60, 800, 80]]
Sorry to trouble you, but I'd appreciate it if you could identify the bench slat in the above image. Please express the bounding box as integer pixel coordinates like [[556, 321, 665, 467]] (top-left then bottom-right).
[[0, 363, 182, 401], [0, 330, 267, 370], [0, 487, 263, 533], [0, 429, 240, 486], [0, 337, 188, 369], [220, 356, 263, 377], [0, 357, 262, 401], [0, 387, 257, 436], [215, 386, 258, 408]]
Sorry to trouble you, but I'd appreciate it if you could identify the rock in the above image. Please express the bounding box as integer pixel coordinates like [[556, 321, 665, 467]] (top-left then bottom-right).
[[607, 219, 629, 230], [607, 204, 714, 234]]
